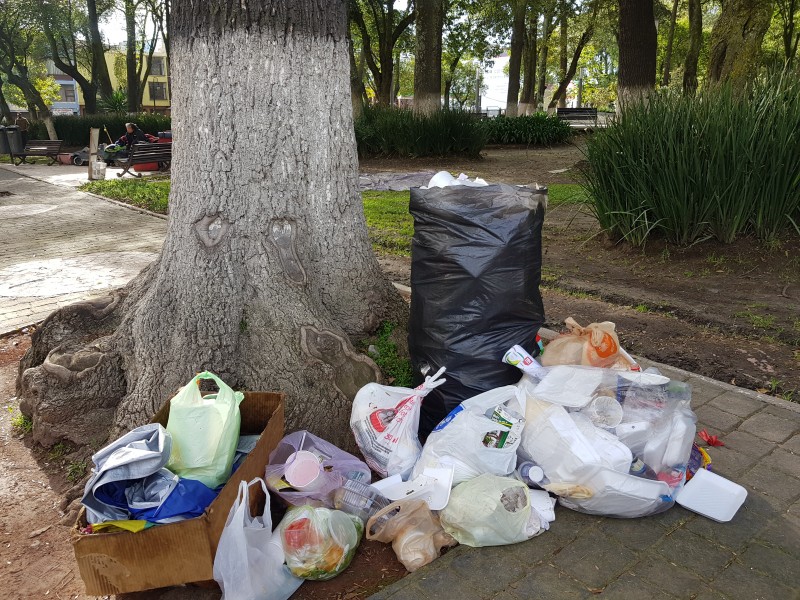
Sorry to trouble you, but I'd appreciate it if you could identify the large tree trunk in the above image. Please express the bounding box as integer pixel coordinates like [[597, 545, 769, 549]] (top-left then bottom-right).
[[126, 0, 139, 112], [506, 0, 526, 117], [617, 0, 657, 110], [661, 0, 680, 86], [707, 0, 773, 86], [17, 0, 405, 452], [683, 0, 702, 94], [414, 0, 444, 114], [87, 0, 113, 98], [519, 12, 538, 115], [558, 0, 568, 108]]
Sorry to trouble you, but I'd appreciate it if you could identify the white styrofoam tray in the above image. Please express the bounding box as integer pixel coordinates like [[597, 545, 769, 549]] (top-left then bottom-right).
[[676, 468, 747, 522]]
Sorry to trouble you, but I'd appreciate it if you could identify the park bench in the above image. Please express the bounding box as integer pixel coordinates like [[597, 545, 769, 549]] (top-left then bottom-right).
[[12, 140, 63, 166], [116, 142, 172, 178], [556, 107, 598, 126]]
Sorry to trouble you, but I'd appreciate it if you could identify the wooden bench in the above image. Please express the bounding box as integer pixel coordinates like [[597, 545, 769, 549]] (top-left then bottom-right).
[[12, 140, 63, 166], [116, 142, 172, 178], [556, 107, 598, 126]]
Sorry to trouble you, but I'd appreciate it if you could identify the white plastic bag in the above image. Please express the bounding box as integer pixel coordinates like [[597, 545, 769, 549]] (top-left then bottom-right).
[[166, 371, 244, 488], [439, 474, 551, 547], [213, 478, 303, 600], [412, 386, 525, 485], [351, 368, 446, 479]]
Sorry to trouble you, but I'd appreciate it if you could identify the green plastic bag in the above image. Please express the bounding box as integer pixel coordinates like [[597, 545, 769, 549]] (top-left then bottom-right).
[[166, 372, 244, 489]]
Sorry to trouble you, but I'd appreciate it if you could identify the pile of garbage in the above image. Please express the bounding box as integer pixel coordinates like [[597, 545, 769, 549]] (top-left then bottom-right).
[[76, 177, 745, 599]]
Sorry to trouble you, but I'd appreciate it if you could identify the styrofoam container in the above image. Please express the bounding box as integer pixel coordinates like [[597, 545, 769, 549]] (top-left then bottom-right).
[[533, 366, 603, 408], [371, 467, 454, 510], [676, 468, 747, 522]]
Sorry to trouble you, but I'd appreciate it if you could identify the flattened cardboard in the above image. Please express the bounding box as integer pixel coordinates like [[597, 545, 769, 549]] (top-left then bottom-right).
[[72, 391, 285, 595]]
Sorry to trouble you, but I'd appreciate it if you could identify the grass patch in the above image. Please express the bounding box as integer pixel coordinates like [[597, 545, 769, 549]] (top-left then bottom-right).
[[47, 441, 70, 461], [634, 304, 651, 313], [362, 190, 414, 256], [734, 306, 776, 329], [9, 408, 33, 435], [361, 322, 413, 387], [67, 460, 88, 483], [80, 179, 170, 214]]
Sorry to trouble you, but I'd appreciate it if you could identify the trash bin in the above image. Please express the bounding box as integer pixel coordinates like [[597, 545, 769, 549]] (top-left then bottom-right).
[[4, 125, 24, 154], [0, 126, 9, 155]]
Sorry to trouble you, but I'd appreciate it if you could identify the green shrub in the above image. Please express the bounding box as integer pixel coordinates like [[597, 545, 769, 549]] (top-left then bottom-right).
[[482, 113, 572, 146], [584, 76, 800, 246], [80, 179, 170, 214], [29, 113, 171, 146], [355, 106, 487, 158]]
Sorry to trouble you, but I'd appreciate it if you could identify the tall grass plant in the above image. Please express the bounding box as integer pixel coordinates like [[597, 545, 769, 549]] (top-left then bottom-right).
[[584, 75, 800, 246]]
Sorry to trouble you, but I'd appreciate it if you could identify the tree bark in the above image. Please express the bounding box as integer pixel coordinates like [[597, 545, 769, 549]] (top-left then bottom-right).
[[558, 0, 568, 108], [0, 80, 11, 122], [87, 0, 113, 99], [348, 29, 366, 118], [443, 52, 461, 109], [414, 0, 444, 114], [617, 0, 657, 110], [683, 0, 702, 94], [519, 11, 538, 115], [126, 0, 139, 112], [537, 6, 556, 107], [777, 0, 799, 65], [661, 0, 680, 86], [707, 0, 774, 86], [17, 0, 406, 451], [506, 0, 526, 117], [548, 8, 596, 109]]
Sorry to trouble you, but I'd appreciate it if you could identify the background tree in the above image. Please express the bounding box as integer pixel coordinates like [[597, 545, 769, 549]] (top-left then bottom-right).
[[557, 0, 569, 107], [775, 0, 799, 66], [0, 0, 58, 138], [18, 0, 406, 452], [87, 0, 114, 98], [414, 0, 444, 113], [547, 0, 599, 108], [708, 0, 774, 86], [661, 0, 681, 85], [519, 2, 538, 114], [37, 0, 103, 114], [682, 0, 702, 93], [505, 0, 527, 116], [350, 0, 416, 105], [0, 75, 13, 121], [617, 0, 657, 109], [536, 1, 558, 107]]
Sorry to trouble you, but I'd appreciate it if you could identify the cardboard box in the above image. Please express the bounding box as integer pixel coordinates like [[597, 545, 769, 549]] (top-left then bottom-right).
[[72, 391, 285, 595]]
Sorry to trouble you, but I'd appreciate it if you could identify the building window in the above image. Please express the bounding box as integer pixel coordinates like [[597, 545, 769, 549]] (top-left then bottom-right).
[[151, 57, 165, 76], [149, 82, 167, 101], [60, 84, 76, 102]]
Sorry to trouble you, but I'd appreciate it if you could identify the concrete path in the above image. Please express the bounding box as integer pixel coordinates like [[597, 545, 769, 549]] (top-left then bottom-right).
[[0, 161, 146, 188], [372, 360, 800, 600], [0, 167, 166, 334]]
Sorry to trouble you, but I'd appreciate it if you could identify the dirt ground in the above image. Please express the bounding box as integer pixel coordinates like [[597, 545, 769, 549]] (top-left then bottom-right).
[[359, 141, 589, 186]]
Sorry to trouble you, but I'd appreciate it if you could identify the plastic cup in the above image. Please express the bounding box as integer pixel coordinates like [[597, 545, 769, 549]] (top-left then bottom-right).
[[284, 450, 323, 491], [586, 396, 624, 428]]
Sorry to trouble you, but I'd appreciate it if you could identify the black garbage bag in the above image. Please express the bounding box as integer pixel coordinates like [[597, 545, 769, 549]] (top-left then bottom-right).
[[408, 183, 547, 439]]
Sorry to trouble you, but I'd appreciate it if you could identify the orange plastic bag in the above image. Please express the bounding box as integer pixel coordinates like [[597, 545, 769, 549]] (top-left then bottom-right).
[[366, 499, 455, 572], [541, 318, 628, 368]]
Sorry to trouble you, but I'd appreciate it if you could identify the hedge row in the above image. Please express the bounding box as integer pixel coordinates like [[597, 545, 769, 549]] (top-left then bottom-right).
[[29, 113, 171, 146]]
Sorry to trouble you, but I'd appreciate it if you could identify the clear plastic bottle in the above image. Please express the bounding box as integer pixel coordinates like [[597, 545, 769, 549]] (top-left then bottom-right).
[[516, 461, 549, 489]]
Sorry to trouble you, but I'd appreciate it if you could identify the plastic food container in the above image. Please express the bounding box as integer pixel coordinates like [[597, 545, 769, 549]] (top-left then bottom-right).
[[284, 450, 322, 491], [333, 479, 391, 523]]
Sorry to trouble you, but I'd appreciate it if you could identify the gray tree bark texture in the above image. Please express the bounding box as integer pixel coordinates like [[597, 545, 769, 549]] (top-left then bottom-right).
[[707, 0, 773, 87], [519, 13, 538, 115], [505, 0, 527, 117], [414, 0, 444, 114], [617, 0, 657, 111], [558, 0, 568, 109], [683, 0, 702, 94], [17, 0, 406, 452]]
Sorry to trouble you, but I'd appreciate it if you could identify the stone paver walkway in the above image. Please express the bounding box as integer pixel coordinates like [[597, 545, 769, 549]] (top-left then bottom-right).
[[372, 360, 800, 600], [0, 161, 153, 188], [0, 167, 166, 334]]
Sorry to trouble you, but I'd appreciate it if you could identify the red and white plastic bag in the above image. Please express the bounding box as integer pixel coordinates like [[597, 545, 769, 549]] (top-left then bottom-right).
[[351, 368, 446, 480]]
